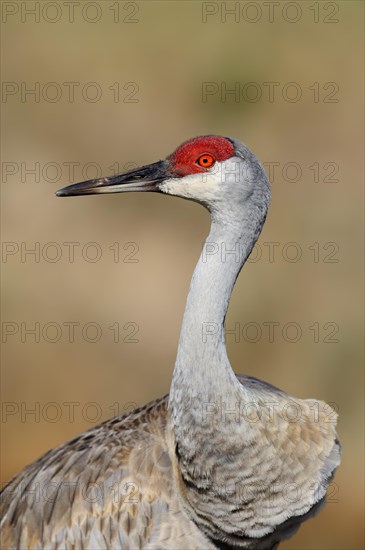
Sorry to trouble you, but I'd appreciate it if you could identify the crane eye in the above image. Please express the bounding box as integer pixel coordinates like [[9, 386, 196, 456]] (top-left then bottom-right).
[[196, 154, 215, 169]]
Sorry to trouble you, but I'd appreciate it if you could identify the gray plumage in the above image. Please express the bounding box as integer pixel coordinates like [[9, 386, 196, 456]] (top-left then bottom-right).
[[1, 136, 341, 549]]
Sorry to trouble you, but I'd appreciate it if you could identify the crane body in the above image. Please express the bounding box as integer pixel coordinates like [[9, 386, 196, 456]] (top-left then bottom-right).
[[1, 136, 341, 549]]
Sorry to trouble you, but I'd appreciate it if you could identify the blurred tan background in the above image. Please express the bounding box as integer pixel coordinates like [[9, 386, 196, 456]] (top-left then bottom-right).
[[1, 1, 364, 548]]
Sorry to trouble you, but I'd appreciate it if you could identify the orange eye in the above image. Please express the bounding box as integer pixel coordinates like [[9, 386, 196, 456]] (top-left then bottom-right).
[[196, 154, 215, 169]]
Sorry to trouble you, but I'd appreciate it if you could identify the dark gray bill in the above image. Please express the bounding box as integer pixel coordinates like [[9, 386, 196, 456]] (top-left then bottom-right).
[[56, 160, 170, 197]]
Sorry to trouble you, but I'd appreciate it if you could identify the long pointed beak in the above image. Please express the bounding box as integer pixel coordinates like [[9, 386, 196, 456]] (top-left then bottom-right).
[[56, 160, 170, 197]]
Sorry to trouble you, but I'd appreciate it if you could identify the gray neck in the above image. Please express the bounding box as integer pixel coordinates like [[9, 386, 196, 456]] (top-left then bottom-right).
[[169, 204, 266, 444]]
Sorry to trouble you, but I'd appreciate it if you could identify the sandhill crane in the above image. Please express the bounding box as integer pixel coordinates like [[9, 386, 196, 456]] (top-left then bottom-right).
[[1, 136, 340, 550]]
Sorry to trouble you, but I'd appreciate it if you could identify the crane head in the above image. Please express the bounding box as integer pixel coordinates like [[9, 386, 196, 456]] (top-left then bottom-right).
[[56, 135, 270, 212]]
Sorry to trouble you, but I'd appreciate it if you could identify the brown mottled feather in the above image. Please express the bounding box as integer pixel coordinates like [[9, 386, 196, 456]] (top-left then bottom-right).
[[1, 376, 339, 550], [1, 397, 215, 550]]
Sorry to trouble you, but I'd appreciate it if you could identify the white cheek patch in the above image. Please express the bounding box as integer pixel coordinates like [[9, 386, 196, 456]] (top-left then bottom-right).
[[160, 158, 243, 201], [160, 172, 219, 201]]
